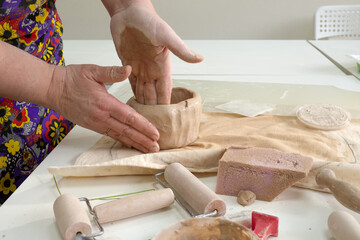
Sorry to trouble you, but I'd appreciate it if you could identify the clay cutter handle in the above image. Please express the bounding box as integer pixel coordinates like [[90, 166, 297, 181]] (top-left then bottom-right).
[[316, 168, 360, 214], [93, 188, 174, 224]]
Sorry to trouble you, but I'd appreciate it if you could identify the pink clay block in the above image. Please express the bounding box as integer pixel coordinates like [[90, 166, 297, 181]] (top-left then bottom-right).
[[215, 146, 313, 201]]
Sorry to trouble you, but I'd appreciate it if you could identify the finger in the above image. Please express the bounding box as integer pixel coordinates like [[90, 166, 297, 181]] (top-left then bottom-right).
[[94, 65, 132, 84], [156, 19, 204, 63], [135, 78, 145, 104], [129, 74, 137, 96], [107, 129, 155, 153], [144, 81, 157, 105], [109, 98, 160, 141], [155, 60, 172, 104], [106, 117, 159, 153]]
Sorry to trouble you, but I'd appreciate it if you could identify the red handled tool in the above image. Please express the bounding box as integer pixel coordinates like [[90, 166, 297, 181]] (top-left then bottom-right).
[[252, 211, 279, 239]]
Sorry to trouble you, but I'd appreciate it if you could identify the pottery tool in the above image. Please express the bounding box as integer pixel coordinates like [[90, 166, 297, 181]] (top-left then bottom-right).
[[154, 162, 226, 218], [316, 168, 360, 214], [328, 210, 360, 240], [251, 211, 279, 240], [53, 188, 174, 240], [152, 217, 259, 240]]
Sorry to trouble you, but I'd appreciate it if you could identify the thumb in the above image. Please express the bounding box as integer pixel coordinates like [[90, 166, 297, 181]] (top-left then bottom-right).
[[94, 65, 132, 84], [156, 20, 204, 63]]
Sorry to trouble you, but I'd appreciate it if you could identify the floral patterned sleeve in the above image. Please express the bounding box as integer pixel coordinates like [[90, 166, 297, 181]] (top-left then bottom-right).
[[0, 0, 74, 204]]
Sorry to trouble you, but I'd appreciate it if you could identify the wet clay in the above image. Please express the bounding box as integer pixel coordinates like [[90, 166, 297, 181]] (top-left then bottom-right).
[[127, 87, 202, 149], [152, 217, 259, 240], [237, 190, 256, 206]]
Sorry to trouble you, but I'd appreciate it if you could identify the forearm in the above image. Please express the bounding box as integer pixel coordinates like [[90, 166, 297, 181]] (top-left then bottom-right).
[[101, 0, 154, 16], [0, 41, 57, 108]]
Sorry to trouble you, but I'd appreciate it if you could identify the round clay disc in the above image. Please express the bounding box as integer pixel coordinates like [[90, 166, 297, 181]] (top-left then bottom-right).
[[296, 104, 351, 130]]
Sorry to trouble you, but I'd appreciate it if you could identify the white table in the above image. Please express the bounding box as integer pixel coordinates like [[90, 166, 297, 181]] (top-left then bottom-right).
[[63, 40, 347, 76], [1, 41, 360, 240], [309, 40, 360, 80]]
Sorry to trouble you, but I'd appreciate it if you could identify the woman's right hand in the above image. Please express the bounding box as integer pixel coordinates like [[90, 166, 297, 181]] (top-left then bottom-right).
[[48, 64, 160, 153]]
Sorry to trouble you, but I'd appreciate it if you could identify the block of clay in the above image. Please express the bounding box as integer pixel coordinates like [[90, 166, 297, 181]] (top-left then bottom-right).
[[127, 87, 202, 150], [215, 146, 313, 201]]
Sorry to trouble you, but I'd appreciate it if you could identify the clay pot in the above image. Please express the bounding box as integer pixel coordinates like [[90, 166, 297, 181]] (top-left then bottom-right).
[[127, 87, 202, 150], [152, 217, 259, 240]]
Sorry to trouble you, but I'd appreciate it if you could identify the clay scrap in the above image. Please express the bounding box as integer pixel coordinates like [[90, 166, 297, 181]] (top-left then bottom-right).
[[215, 146, 313, 201], [237, 190, 256, 206]]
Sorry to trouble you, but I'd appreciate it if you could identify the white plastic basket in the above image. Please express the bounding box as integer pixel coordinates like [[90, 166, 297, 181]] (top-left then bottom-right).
[[315, 5, 360, 40]]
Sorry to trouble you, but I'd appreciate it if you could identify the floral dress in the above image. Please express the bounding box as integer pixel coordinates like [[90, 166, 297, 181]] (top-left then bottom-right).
[[0, 0, 74, 204]]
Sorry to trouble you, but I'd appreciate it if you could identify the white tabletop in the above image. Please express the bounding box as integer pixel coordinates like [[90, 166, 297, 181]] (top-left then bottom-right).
[[63, 40, 346, 76], [1, 40, 360, 240], [309, 40, 360, 80]]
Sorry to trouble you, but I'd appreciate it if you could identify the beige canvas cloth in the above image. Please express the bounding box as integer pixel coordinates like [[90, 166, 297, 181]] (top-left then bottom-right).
[[48, 112, 360, 192]]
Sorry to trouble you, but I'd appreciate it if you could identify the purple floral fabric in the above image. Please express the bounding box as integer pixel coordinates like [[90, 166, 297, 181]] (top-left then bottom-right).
[[0, 0, 74, 204]]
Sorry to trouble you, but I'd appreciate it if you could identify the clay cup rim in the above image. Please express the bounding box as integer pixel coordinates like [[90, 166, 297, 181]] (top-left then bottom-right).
[[127, 87, 200, 109]]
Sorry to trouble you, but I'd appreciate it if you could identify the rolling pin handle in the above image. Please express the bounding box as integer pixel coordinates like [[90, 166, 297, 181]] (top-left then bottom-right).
[[93, 188, 175, 224], [316, 168, 360, 214], [316, 168, 336, 187], [328, 211, 360, 240]]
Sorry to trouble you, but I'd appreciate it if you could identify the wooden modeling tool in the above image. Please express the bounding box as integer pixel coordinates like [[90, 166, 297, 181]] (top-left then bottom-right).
[[251, 211, 279, 240], [152, 217, 260, 240], [328, 210, 360, 240], [154, 162, 226, 217], [316, 168, 360, 214], [53, 189, 174, 240]]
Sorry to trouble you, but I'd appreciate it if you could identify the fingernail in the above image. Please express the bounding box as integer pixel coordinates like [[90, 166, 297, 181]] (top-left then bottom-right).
[[196, 53, 204, 61], [114, 66, 131, 78], [191, 50, 204, 61], [152, 134, 160, 141], [150, 145, 159, 153]]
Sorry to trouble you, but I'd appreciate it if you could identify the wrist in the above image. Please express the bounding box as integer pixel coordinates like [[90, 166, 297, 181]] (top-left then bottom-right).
[[45, 65, 66, 113]]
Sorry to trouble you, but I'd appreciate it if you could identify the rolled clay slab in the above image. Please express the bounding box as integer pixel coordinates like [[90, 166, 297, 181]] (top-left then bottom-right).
[[296, 104, 351, 130], [127, 87, 202, 149]]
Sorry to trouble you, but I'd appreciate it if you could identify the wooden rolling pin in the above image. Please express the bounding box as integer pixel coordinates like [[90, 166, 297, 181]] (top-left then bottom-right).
[[93, 188, 174, 223], [54, 189, 174, 240], [164, 162, 226, 216], [53, 194, 92, 240], [328, 211, 360, 240], [316, 168, 360, 214]]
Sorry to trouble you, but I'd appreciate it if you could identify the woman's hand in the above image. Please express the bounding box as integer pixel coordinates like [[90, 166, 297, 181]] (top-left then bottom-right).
[[104, 0, 203, 104], [49, 64, 160, 153]]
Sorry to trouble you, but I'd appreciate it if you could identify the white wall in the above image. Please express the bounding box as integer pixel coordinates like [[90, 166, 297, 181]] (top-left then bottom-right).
[[56, 0, 360, 40]]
